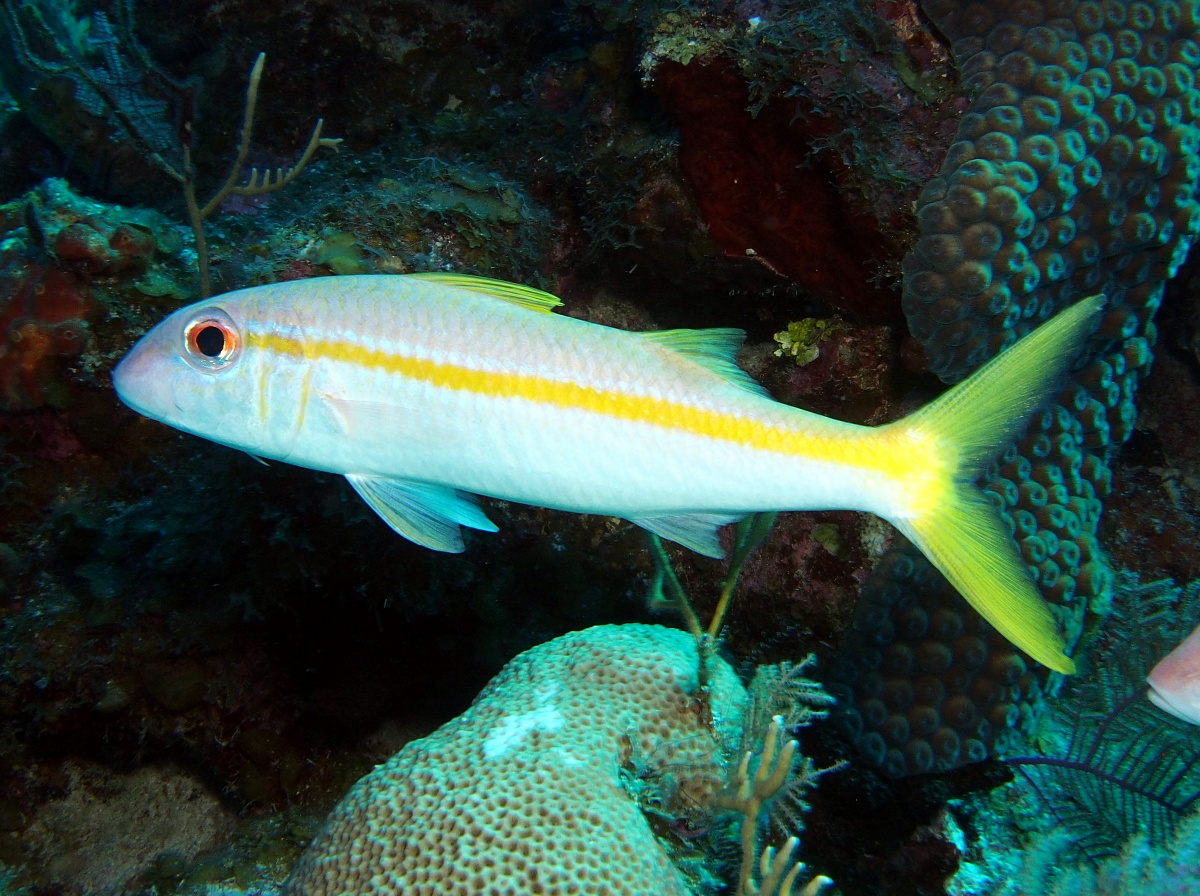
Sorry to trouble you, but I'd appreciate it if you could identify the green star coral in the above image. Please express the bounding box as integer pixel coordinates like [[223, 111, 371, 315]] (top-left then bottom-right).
[[905, 0, 1200, 379]]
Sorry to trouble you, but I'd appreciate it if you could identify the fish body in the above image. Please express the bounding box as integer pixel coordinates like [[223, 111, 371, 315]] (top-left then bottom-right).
[[1148, 622, 1200, 725], [114, 274, 1103, 673]]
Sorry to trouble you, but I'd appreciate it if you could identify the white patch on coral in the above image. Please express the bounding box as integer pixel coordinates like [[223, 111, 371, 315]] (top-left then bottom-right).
[[484, 682, 564, 758], [554, 748, 586, 766]]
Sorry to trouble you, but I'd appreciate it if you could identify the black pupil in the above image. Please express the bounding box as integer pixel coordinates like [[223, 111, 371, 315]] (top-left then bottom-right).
[[195, 325, 225, 357]]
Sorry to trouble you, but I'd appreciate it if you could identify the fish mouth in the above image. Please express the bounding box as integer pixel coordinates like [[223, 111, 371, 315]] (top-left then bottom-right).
[[1147, 682, 1200, 726]]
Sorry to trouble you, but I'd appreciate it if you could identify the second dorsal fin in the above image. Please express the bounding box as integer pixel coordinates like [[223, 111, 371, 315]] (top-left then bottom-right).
[[640, 328, 769, 397]]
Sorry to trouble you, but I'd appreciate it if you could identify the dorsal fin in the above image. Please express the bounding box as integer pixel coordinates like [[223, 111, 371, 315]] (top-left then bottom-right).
[[641, 328, 770, 397], [409, 272, 562, 313]]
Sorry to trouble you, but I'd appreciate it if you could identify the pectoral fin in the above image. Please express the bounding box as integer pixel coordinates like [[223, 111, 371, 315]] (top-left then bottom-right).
[[630, 512, 744, 559], [346, 474, 498, 552], [321, 395, 457, 443]]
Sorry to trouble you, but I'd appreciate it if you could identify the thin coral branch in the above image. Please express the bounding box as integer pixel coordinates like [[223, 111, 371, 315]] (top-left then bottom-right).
[[796, 873, 833, 896], [226, 119, 340, 197], [757, 837, 801, 895], [185, 52, 341, 296], [195, 51, 265, 219], [716, 716, 798, 895], [645, 512, 777, 642], [196, 53, 342, 217], [754, 839, 833, 896], [708, 511, 777, 638], [712, 715, 838, 896]]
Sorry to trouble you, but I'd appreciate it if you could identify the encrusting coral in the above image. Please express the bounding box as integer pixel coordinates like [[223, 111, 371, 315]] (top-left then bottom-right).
[[833, 0, 1200, 777], [0, 178, 179, 410], [284, 624, 832, 895]]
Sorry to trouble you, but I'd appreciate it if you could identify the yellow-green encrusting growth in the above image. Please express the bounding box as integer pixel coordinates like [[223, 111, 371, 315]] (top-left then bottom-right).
[[773, 318, 845, 366], [835, 0, 1200, 776]]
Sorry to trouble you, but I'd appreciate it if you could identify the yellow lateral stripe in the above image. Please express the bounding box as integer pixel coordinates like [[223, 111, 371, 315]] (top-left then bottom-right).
[[250, 331, 917, 476]]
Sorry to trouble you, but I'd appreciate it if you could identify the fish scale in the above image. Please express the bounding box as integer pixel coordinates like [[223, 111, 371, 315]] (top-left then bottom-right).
[[237, 277, 883, 516]]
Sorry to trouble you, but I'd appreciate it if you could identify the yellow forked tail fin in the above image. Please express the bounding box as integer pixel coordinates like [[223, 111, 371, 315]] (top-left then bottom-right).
[[893, 295, 1106, 674]]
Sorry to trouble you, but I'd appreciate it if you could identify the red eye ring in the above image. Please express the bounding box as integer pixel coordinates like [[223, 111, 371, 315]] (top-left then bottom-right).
[[182, 308, 240, 371]]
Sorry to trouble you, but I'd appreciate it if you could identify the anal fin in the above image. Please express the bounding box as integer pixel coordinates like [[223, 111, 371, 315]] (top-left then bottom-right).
[[630, 512, 744, 559]]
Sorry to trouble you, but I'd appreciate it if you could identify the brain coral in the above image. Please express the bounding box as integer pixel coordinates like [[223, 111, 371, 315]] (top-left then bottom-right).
[[284, 624, 748, 895], [833, 0, 1200, 777]]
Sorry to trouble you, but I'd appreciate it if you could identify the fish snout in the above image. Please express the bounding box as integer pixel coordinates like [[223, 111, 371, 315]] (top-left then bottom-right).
[[113, 342, 167, 417]]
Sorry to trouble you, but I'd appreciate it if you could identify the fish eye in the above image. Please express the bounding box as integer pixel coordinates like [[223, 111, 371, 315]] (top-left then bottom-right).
[[182, 308, 241, 371], [194, 324, 225, 357]]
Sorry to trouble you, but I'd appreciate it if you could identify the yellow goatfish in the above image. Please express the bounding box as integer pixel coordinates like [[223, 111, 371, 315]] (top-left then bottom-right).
[[113, 273, 1102, 673]]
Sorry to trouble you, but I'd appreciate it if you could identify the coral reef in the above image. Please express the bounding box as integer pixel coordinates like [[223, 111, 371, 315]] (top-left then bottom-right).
[[906, 0, 1199, 381], [901, 0, 1199, 657], [20, 762, 233, 895], [827, 545, 1051, 777], [647, 0, 963, 319], [283, 623, 835, 896], [0, 177, 181, 410], [1, 0, 1198, 891]]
